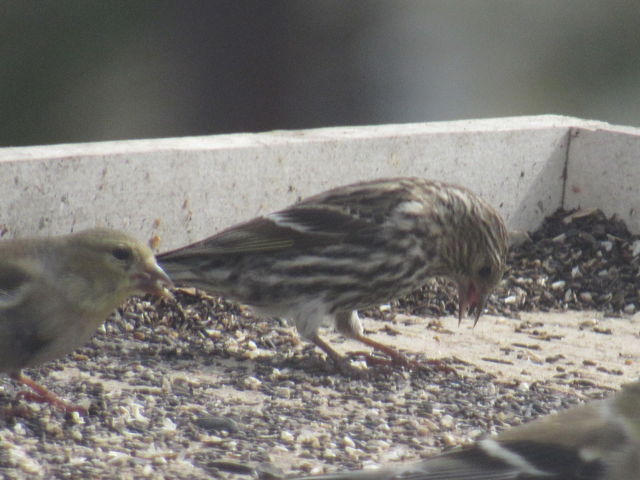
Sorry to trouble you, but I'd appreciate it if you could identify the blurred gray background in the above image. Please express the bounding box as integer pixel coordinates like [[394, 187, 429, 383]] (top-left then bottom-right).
[[3, 1, 640, 147]]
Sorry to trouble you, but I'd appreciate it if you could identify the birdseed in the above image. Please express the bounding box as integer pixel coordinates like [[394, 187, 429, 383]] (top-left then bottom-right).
[[0, 207, 635, 479]]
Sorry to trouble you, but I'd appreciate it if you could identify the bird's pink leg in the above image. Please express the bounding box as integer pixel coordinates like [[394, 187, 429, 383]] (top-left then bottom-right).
[[335, 311, 413, 366], [335, 312, 457, 373], [9, 372, 87, 415], [346, 335, 457, 374], [308, 334, 368, 377], [346, 333, 412, 365]]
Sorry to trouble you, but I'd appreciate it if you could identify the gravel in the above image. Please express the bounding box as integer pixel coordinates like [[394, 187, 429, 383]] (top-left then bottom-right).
[[0, 207, 635, 479]]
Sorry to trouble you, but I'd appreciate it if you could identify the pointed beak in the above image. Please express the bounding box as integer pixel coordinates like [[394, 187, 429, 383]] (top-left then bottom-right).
[[132, 260, 174, 299], [470, 298, 485, 327], [457, 281, 484, 327]]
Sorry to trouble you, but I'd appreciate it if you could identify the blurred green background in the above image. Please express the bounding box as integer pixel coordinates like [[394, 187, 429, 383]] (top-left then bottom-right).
[[3, 1, 640, 146]]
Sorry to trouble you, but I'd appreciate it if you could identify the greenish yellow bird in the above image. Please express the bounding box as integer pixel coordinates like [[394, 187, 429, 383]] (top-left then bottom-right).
[[0, 228, 173, 413]]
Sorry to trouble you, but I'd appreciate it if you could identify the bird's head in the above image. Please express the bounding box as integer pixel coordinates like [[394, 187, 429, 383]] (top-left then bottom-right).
[[441, 191, 508, 326], [64, 229, 174, 308], [455, 251, 505, 326]]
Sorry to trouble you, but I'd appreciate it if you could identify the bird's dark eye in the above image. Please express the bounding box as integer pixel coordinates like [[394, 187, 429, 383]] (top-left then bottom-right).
[[112, 246, 133, 262], [478, 265, 492, 278]]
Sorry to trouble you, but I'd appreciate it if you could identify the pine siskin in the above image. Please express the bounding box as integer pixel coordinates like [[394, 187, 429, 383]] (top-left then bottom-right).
[[159, 177, 508, 371], [0, 228, 173, 413], [280, 380, 640, 480]]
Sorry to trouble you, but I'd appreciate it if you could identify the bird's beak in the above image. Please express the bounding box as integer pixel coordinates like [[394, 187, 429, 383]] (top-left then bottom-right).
[[457, 281, 484, 327], [132, 260, 175, 299]]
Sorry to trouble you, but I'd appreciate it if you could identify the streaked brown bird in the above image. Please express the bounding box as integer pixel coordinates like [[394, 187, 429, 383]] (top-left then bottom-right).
[[276, 380, 640, 480], [159, 177, 508, 371], [0, 228, 174, 413]]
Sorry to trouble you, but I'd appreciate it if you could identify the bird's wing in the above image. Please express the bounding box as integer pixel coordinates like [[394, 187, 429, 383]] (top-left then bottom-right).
[[159, 206, 378, 259], [266, 205, 380, 239], [158, 178, 429, 261], [0, 258, 58, 371], [0, 259, 37, 312], [297, 178, 421, 224]]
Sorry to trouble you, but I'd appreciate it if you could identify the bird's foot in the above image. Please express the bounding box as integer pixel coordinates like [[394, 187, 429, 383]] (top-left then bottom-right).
[[332, 357, 370, 379], [345, 351, 458, 375], [14, 390, 88, 415], [345, 350, 414, 368], [348, 334, 424, 369], [310, 334, 370, 378], [11, 374, 88, 415]]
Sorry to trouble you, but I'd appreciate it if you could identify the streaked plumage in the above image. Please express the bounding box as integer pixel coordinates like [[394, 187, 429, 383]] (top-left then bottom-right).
[[0, 228, 174, 412], [159, 177, 508, 370], [280, 380, 640, 480]]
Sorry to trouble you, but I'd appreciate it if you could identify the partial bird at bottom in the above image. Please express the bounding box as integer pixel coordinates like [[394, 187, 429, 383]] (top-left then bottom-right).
[[280, 380, 640, 480]]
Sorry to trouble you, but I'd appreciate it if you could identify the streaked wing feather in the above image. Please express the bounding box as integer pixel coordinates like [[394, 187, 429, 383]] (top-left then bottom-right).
[[284, 440, 596, 480], [269, 206, 378, 235], [159, 208, 377, 259], [298, 179, 418, 224]]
